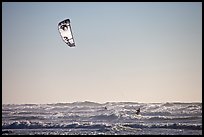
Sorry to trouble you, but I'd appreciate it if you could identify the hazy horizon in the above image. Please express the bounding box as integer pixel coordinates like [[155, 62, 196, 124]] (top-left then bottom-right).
[[2, 2, 202, 104], [2, 100, 202, 105]]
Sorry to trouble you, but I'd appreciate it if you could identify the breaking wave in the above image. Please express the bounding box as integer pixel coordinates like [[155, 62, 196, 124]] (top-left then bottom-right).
[[123, 123, 202, 130], [2, 121, 111, 131], [2, 121, 201, 130]]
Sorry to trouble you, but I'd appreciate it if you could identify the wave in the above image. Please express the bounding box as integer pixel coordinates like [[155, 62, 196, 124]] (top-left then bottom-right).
[[47, 101, 102, 106], [3, 121, 201, 131], [90, 113, 119, 120], [143, 116, 202, 121], [9, 116, 46, 121], [2, 121, 111, 131], [123, 123, 202, 130]]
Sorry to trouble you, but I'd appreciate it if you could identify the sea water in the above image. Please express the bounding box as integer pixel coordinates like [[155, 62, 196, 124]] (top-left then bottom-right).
[[2, 101, 202, 135]]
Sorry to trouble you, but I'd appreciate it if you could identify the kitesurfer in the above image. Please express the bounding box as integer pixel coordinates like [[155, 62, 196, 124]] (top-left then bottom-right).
[[136, 108, 140, 115]]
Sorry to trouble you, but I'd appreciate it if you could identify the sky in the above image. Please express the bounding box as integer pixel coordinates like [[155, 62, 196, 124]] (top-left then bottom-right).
[[2, 2, 202, 104]]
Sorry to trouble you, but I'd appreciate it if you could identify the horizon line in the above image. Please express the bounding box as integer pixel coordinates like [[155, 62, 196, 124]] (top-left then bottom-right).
[[2, 100, 202, 105]]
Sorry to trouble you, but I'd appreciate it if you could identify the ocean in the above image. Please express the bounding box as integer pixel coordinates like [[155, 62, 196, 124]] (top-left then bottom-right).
[[2, 101, 202, 135]]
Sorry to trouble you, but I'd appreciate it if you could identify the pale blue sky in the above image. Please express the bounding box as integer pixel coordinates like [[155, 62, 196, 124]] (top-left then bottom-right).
[[2, 2, 202, 104]]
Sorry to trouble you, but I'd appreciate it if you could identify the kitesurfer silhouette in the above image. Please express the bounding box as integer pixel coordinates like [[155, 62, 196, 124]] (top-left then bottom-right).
[[136, 108, 140, 115]]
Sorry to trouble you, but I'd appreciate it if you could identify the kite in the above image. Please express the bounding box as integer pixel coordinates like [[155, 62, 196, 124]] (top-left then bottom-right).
[[58, 19, 76, 47]]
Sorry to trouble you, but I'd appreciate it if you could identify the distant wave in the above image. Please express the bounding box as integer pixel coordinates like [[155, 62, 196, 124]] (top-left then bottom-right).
[[143, 116, 202, 121], [47, 101, 102, 106], [9, 116, 46, 121], [90, 113, 119, 120]]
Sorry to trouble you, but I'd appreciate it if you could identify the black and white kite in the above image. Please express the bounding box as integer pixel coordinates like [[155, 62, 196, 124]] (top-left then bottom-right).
[[58, 19, 75, 47]]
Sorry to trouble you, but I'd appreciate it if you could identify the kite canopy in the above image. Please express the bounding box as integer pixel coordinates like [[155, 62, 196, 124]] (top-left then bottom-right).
[[58, 19, 75, 47]]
